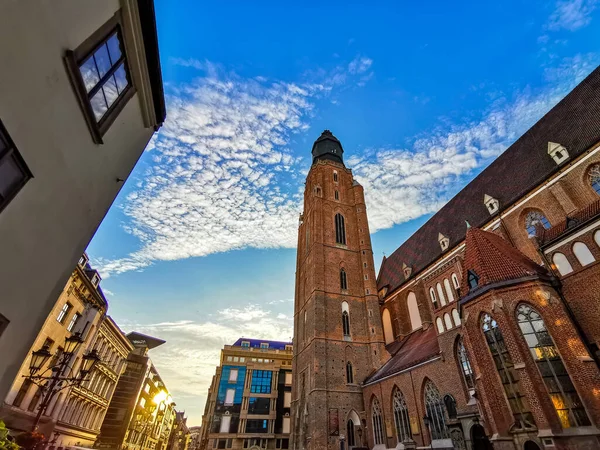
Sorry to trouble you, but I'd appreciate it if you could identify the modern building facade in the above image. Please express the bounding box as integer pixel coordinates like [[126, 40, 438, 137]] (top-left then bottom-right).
[[294, 66, 600, 450], [1, 255, 110, 439], [96, 332, 175, 450], [201, 339, 293, 450], [0, 0, 166, 401]]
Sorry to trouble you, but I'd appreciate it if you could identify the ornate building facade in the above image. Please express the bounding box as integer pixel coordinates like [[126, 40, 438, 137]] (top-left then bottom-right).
[[293, 66, 600, 450]]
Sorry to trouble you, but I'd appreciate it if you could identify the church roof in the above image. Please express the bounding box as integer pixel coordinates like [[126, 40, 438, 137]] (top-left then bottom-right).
[[377, 66, 600, 295], [460, 227, 550, 298], [312, 130, 344, 165], [364, 326, 440, 385]]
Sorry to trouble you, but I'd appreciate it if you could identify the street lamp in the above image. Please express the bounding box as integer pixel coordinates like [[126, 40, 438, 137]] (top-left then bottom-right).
[[29, 346, 52, 376], [24, 333, 101, 431]]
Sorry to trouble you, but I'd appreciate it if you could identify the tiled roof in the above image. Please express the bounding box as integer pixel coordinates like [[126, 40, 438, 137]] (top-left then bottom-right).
[[539, 198, 600, 244], [378, 66, 600, 294], [364, 327, 440, 384], [232, 338, 292, 350], [461, 227, 550, 296]]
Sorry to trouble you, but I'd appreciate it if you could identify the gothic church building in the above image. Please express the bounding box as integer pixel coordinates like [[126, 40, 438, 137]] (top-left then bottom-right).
[[291, 66, 600, 450]]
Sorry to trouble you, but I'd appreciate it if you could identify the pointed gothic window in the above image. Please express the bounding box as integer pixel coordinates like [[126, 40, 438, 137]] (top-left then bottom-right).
[[347, 420, 355, 447], [525, 210, 551, 237], [444, 395, 457, 419], [407, 292, 422, 330], [482, 313, 535, 429], [424, 380, 449, 440], [346, 362, 354, 384], [467, 270, 479, 290], [392, 388, 412, 444], [340, 268, 348, 290], [382, 309, 394, 344], [335, 213, 346, 245], [456, 337, 474, 390], [371, 398, 385, 445], [516, 304, 590, 428], [342, 311, 351, 338]]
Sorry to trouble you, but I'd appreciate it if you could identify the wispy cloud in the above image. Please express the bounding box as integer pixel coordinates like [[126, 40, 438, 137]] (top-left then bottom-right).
[[96, 57, 373, 278], [121, 304, 292, 424], [350, 54, 599, 232], [547, 0, 598, 31]]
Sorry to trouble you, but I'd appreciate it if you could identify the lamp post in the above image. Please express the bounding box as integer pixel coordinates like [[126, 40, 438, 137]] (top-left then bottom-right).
[[25, 332, 101, 432]]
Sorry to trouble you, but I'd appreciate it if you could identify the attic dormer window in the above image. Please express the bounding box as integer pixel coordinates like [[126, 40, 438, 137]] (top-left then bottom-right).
[[402, 263, 412, 279], [548, 142, 569, 165], [467, 270, 479, 290], [91, 274, 100, 287], [484, 194, 499, 215], [78, 254, 89, 267], [438, 233, 450, 251]]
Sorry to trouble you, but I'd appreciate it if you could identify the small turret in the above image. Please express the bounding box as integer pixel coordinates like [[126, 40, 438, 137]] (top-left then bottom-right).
[[311, 130, 344, 165]]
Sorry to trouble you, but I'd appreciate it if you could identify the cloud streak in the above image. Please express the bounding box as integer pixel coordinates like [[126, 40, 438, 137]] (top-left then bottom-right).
[[547, 0, 598, 31]]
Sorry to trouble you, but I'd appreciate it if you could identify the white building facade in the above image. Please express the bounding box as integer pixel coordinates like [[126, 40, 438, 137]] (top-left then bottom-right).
[[0, 0, 165, 399]]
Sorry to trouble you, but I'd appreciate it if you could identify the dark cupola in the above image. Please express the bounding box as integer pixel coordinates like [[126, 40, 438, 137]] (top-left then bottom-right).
[[311, 130, 344, 165]]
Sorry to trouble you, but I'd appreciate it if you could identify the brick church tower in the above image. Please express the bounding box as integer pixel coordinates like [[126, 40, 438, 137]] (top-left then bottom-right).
[[291, 131, 388, 450]]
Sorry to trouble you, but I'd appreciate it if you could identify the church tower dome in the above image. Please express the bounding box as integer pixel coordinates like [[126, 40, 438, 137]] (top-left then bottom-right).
[[311, 130, 344, 165]]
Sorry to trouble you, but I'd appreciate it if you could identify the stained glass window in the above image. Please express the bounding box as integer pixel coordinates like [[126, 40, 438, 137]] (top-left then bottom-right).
[[424, 380, 448, 440], [589, 164, 600, 195], [482, 314, 535, 429], [393, 388, 412, 443], [516, 304, 590, 428], [371, 398, 385, 445], [525, 211, 551, 237]]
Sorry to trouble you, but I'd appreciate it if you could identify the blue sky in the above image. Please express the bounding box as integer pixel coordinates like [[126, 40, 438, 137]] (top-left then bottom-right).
[[87, 0, 600, 424]]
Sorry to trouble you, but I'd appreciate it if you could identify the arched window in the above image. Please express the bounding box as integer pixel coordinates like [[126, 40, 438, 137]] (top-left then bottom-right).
[[444, 313, 453, 330], [451, 273, 460, 290], [342, 302, 350, 338], [482, 314, 535, 429], [436, 318, 444, 334], [333, 171, 338, 183], [456, 337, 474, 390], [444, 279, 455, 302], [335, 190, 339, 200], [382, 309, 394, 344], [588, 164, 600, 194], [573, 242, 595, 266], [424, 380, 448, 440], [371, 398, 385, 445], [595, 230, 600, 247], [525, 210, 551, 237], [392, 388, 412, 444], [346, 361, 354, 384], [516, 304, 590, 428], [340, 268, 348, 290], [452, 308, 461, 326], [443, 394, 457, 419], [407, 292, 422, 330], [436, 283, 447, 306], [346, 420, 355, 447], [429, 288, 438, 309], [552, 252, 573, 276], [335, 213, 346, 245]]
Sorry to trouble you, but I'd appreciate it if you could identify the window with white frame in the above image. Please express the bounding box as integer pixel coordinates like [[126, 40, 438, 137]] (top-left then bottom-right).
[[429, 288, 438, 309], [282, 417, 291, 434], [224, 389, 235, 405], [452, 309, 461, 326], [436, 318, 444, 334], [444, 313, 453, 330], [67, 313, 80, 332], [57, 303, 72, 324], [451, 273, 460, 290], [284, 391, 291, 407], [229, 369, 238, 383], [552, 252, 573, 276], [444, 279, 455, 302], [572, 242, 595, 266], [220, 414, 231, 433], [436, 283, 447, 306]]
